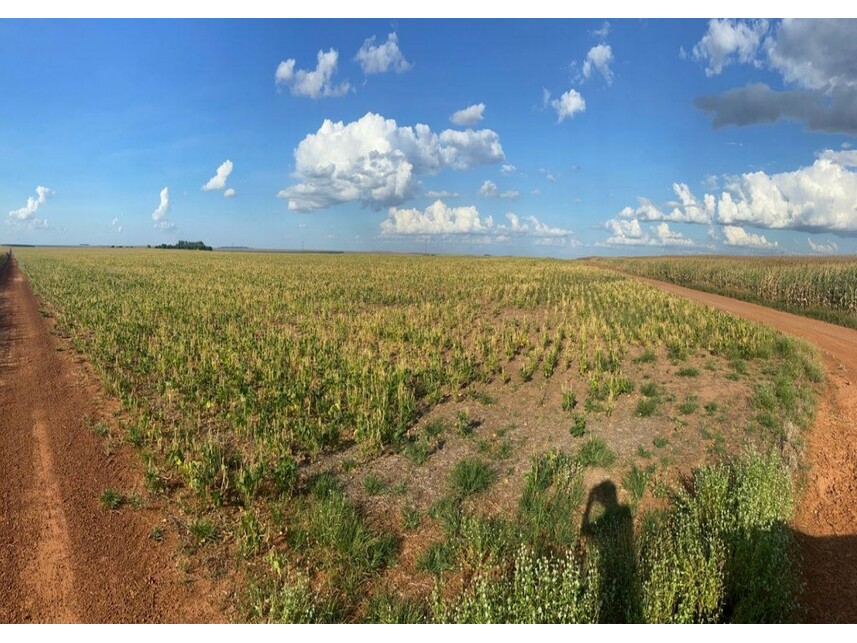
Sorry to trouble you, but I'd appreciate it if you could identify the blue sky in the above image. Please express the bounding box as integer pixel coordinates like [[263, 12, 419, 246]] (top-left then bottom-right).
[[2, 18, 855, 255]]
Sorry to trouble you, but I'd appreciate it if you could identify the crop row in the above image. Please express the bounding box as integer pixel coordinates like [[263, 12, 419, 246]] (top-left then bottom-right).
[[600, 255, 857, 330]]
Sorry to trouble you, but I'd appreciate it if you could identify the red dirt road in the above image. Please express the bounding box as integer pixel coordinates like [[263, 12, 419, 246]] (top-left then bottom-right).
[[629, 274, 857, 623], [0, 257, 224, 623]]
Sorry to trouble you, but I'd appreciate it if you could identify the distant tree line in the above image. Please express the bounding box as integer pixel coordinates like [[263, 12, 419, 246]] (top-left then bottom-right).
[[155, 240, 213, 251]]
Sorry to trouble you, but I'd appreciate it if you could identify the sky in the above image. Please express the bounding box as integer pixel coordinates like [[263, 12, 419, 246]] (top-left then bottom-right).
[[1, 18, 856, 256]]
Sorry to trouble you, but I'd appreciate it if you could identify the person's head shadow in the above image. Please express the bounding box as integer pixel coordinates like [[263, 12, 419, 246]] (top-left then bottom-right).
[[581, 480, 641, 623], [582, 481, 628, 535]]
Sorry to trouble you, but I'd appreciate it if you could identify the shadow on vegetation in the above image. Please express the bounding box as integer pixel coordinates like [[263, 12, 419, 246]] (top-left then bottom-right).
[[579, 476, 857, 624], [581, 480, 640, 623]]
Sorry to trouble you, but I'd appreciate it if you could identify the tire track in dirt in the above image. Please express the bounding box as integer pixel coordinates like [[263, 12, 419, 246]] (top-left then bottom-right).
[[0, 257, 226, 623], [24, 409, 80, 622], [618, 272, 857, 623]]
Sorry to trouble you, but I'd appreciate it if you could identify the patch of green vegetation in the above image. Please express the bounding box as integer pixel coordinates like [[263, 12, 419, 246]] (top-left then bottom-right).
[[239, 510, 264, 558], [636, 397, 659, 418], [92, 422, 110, 438], [418, 541, 457, 575], [704, 402, 719, 416], [99, 489, 124, 510], [653, 436, 669, 449], [640, 382, 660, 397], [633, 349, 657, 364], [497, 439, 513, 460], [246, 567, 325, 623], [455, 411, 477, 437], [429, 497, 464, 537], [678, 367, 699, 378], [403, 440, 430, 465], [432, 545, 599, 623], [570, 413, 587, 438], [469, 389, 497, 406], [577, 438, 616, 469], [730, 358, 748, 376], [451, 458, 496, 497], [623, 464, 655, 503], [189, 518, 219, 546], [424, 419, 447, 438], [363, 474, 387, 496], [365, 594, 427, 623], [708, 432, 727, 458], [638, 451, 797, 623], [678, 395, 699, 415], [401, 504, 421, 531], [667, 343, 688, 361], [562, 389, 578, 412], [288, 475, 397, 602], [518, 451, 584, 554]]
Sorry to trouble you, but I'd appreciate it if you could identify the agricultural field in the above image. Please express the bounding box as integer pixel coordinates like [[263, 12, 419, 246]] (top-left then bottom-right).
[[13, 248, 822, 623], [598, 256, 857, 331]]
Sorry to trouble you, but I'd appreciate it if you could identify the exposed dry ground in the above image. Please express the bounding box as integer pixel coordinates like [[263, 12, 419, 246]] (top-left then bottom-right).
[[0, 258, 226, 623], [623, 272, 857, 624]]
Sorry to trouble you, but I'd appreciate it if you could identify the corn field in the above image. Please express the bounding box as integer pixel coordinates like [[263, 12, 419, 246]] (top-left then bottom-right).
[[601, 255, 857, 330], [17, 249, 795, 459]]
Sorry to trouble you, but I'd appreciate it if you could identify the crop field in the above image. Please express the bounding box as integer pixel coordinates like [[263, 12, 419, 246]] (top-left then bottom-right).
[[599, 256, 857, 330], [13, 248, 822, 623]]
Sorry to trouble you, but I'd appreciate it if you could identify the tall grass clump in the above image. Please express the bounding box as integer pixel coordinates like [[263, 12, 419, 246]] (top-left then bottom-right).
[[431, 545, 600, 623], [638, 450, 797, 623]]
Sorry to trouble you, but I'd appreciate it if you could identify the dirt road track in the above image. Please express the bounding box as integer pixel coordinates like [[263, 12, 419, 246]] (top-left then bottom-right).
[[0, 258, 225, 623], [629, 274, 857, 623]]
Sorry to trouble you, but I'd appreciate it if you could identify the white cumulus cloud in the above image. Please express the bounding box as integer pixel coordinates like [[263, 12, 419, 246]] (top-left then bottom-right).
[[691, 19, 769, 76], [382, 200, 494, 236], [722, 225, 778, 249], [593, 21, 610, 40], [355, 32, 412, 75], [616, 152, 857, 237], [503, 212, 574, 238], [549, 88, 586, 123], [716, 154, 857, 235], [425, 190, 459, 199], [381, 200, 574, 240], [582, 44, 614, 85], [151, 187, 175, 231], [478, 180, 518, 201], [478, 180, 498, 197], [275, 49, 350, 99], [603, 218, 696, 247], [278, 112, 505, 212], [9, 186, 53, 221], [501, 164, 516, 176], [202, 160, 234, 192], [224, 188, 237, 199], [450, 103, 485, 127], [819, 149, 857, 167], [618, 184, 716, 225], [808, 238, 839, 254]]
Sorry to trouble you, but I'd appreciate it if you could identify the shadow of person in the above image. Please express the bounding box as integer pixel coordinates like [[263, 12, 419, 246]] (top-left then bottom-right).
[[581, 480, 640, 623]]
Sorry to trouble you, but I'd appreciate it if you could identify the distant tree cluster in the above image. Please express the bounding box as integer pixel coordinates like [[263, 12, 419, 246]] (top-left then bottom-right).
[[155, 240, 213, 251]]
